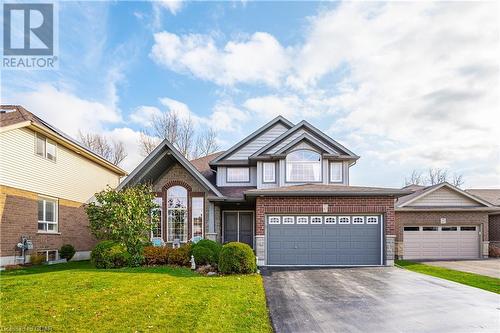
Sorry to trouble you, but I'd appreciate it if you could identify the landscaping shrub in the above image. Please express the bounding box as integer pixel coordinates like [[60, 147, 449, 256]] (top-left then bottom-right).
[[194, 239, 222, 265], [30, 253, 45, 265], [168, 244, 192, 266], [192, 246, 215, 266], [59, 244, 76, 261], [144, 246, 169, 265], [218, 242, 257, 274], [91, 240, 130, 269]]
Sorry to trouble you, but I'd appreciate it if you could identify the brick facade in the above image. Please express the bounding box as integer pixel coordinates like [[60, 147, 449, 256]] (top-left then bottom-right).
[[153, 163, 216, 242], [0, 185, 96, 261], [255, 196, 396, 236]]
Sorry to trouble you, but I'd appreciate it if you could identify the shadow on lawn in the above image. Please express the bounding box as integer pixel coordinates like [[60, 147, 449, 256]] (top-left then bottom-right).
[[0, 261, 199, 278]]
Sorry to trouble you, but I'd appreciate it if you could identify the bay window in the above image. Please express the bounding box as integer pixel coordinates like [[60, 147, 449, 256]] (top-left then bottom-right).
[[192, 197, 204, 238], [167, 186, 188, 242], [286, 150, 321, 182], [38, 196, 58, 232]]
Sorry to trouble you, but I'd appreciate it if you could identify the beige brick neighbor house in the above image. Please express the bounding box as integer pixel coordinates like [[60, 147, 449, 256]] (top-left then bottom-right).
[[0, 105, 127, 266]]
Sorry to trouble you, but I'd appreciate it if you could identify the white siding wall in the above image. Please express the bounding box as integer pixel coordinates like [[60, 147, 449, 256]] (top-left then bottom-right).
[[0, 128, 121, 203], [226, 123, 288, 160], [410, 187, 482, 207], [216, 166, 257, 187], [268, 129, 340, 154]]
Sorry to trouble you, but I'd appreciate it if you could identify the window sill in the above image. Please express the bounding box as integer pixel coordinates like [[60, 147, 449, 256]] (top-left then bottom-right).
[[37, 231, 61, 235]]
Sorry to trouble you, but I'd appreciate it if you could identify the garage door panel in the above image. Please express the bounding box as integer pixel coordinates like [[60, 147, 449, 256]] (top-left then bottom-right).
[[267, 214, 382, 265], [403, 227, 479, 260]]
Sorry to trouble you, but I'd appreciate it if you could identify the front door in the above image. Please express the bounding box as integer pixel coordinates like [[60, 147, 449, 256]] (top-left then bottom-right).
[[223, 211, 254, 248]]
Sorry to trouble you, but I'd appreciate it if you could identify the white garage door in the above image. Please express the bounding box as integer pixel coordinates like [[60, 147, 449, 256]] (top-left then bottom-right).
[[403, 226, 479, 260]]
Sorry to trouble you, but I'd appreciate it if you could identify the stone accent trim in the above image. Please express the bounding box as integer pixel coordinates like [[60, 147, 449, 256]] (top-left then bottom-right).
[[255, 235, 265, 266], [385, 235, 396, 266]]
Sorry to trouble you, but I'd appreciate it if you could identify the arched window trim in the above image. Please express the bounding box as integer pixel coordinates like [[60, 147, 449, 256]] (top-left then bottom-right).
[[285, 149, 322, 182]]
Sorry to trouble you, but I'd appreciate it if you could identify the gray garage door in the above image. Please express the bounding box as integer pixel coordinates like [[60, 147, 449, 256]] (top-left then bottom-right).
[[267, 215, 382, 266]]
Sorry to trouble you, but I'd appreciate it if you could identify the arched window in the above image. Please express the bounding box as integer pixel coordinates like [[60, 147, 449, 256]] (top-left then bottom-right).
[[286, 150, 321, 182], [167, 186, 188, 242]]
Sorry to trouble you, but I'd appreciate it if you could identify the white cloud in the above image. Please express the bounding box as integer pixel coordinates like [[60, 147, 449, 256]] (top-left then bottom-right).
[[9, 84, 121, 137], [105, 127, 144, 172], [150, 31, 290, 86], [129, 106, 162, 126], [157, 0, 184, 15]]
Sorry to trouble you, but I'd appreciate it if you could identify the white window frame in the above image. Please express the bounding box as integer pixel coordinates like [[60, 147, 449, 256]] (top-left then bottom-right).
[[269, 216, 281, 224], [35, 133, 57, 162], [352, 216, 364, 224], [191, 196, 204, 239], [297, 216, 309, 224], [37, 196, 58, 233], [338, 216, 350, 224], [226, 167, 250, 183], [262, 162, 276, 183], [329, 162, 343, 183], [282, 216, 294, 224], [311, 216, 322, 224], [37, 249, 58, 262], [325, 216, 337, 224], [285, 150, 322, 182], [366, 216, 379, 225], [166, 186, 188, 243]]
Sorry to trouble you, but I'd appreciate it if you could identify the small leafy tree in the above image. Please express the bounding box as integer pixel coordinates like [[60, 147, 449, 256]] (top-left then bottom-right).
[[86, 184, 157, 265]]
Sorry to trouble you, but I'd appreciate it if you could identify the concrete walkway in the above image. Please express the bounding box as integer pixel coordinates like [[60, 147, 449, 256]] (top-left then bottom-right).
[[422, 259, 500, 278], [263, 267, 500, 333]]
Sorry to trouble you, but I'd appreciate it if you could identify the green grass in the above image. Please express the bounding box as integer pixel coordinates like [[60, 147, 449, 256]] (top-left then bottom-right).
[[396, 260, 500, 294], [0, 261, 272, 332]]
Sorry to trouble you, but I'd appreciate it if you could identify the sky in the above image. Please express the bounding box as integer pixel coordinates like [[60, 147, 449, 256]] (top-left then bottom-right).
[[1, 0, 499, 188]]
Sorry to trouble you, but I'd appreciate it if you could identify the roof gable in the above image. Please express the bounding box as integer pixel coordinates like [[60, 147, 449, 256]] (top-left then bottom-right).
[[210, 116, 293, 164], [397, 183, 492, 208], [118, 139, 223, 197], [251, 121, 358, 159], [275, 133, 337, 155]]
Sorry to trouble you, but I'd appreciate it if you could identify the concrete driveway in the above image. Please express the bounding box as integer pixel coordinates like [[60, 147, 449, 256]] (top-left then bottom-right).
[[262, 267, 500, 333], [421, 259, 500, 278]]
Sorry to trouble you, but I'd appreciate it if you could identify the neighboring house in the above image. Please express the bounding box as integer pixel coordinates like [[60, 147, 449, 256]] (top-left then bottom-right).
[[394, 183, 500, 260], [119, 116, 410, 266], [0, 105, 127, 266], [465, 189, 500, 251]]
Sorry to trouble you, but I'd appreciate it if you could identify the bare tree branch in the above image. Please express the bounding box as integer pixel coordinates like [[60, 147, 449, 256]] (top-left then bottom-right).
[[78, 130, 127, 166], [404, 170, 423, 186], [193, 128, 220, 159], [176, 116, 194, 158], [405, 168, 465, 187], [138, 131, 160, 157]]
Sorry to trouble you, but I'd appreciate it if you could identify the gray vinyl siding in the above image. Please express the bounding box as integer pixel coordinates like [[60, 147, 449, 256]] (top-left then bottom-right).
[[409, 187, 483, 207], [257, 161, 279, 189], [217, 166, 257, 186], [268, 128, 340, 155], [226, 123, 289, 160]]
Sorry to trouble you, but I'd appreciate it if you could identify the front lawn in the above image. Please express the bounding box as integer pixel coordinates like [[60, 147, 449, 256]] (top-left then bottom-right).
[[396, 260, 500, 294], [0, 261, 272, 332]]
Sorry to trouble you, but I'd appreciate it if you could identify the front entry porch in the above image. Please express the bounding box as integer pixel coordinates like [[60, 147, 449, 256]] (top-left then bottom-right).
[[222, 211, 255, 249]]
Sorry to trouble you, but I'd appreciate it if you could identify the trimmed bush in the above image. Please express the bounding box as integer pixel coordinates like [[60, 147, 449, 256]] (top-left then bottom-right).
[[60, 244, 76, 261], [144, 246, 169, 265], [194, 239, 222, 265], [168, 244, 192, 267], [192, 246, 215, 266], [30, 253, 45, 265], [218, 242, 257, 274], [91, 240, 130, 269]]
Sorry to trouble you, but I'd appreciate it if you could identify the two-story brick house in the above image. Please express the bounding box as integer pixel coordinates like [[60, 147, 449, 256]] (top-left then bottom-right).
[[0, 105, 127, 266], [119, 116, 410, 266]]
